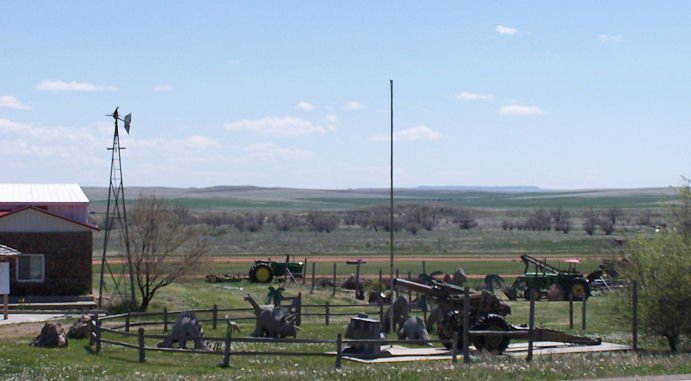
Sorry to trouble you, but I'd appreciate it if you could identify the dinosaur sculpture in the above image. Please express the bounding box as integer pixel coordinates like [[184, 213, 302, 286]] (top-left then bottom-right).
[[398, 316, 432, 344], [382, 295, 409, 334], [157, 311, 208, 349], [245, 294, 299, 338]]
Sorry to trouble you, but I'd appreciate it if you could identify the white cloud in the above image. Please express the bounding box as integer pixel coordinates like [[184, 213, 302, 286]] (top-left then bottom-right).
[[371, 125, 442, 142], [36, 80, 117, 92], [224, 116, 336, 136], [323, 114, 338, 123], [457, 92, 494, 101], [344, 101, 366, 111], [242, 143, 313, 161], [184, 135, 219, 150], [296, 101, 315, 111], [598, 34, 623, 42], [153, 85, 172, 92], [0, 96, 31, 110], [499, 105, 544, 116], [496, 25, 517, 35]]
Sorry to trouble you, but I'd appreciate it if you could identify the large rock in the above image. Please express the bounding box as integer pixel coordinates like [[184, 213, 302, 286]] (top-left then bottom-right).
[[67, 315, 92, 339], [32, 322, 68, 348]]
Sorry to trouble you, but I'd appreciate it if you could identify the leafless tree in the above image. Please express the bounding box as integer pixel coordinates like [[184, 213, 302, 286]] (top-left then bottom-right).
[[129, 196, 209, 311]]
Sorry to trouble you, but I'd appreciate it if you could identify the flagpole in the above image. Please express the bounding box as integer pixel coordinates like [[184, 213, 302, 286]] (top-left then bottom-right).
[[389, 80, 395, 334]]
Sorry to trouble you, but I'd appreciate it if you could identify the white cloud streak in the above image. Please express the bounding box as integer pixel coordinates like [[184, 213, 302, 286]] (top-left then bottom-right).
[[242, 143, 313, 161], [296, 101, 315, 111], [371, 125, 442, 142], [36, 80, 117, 92], [224, 116, 336, 136], [457, 92, 494, 101], [496, 25, 517, 35], [0, 96, 31, 110], [499, 105, 544, 116], [343, 101, 366, 111]]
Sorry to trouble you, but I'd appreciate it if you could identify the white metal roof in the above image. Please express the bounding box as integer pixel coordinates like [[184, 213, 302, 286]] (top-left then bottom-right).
[[0, 184, 89, 203]]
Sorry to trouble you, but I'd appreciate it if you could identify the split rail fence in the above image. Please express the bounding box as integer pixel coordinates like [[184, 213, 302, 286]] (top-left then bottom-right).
[[89, 282, 641, 369]]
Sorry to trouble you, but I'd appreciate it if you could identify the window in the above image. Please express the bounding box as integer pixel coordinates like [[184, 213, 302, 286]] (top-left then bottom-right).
[[17, 254, 45, 282]]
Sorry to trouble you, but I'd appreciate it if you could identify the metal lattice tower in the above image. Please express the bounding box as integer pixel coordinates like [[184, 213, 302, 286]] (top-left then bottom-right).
[[98, 107, 136, 309]]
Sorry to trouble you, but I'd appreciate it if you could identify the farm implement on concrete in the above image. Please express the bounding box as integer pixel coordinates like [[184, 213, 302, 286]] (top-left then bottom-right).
[[395, 277, 601, 354]]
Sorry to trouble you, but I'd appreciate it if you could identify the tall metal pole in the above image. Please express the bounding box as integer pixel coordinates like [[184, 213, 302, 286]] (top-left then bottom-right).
[[389, 80, 395, 334]]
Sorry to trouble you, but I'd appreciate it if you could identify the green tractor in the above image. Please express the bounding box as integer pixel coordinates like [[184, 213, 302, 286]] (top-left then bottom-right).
[[248, 256, 306, 283], [504, 254, 590, 301]]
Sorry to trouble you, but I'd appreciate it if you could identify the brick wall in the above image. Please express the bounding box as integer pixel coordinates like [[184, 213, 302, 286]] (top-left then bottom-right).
[[0, 232, 92, 296]]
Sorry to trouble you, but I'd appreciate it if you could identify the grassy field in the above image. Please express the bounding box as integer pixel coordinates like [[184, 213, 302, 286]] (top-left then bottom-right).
[[2, 281, 689, 380], [3, 186, 686, 380]]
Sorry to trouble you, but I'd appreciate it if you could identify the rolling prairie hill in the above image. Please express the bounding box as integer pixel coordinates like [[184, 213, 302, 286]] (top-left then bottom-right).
[[82, 185, 676, 212]]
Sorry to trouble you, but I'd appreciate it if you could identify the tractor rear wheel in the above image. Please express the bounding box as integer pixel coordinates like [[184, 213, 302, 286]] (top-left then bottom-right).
[[568, 280, 589, 301], [471, 314, 511, 354], [249, 263, 274, 283]]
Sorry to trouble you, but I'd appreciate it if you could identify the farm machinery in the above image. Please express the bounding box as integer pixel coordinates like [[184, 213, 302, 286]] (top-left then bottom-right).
[[394, 277, 601, 354], [248, 257, 306, 283], [205, 256, 306, 283], [503, 254, 590, 301]]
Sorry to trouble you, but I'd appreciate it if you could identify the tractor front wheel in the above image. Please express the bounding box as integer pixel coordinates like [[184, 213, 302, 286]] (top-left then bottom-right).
[[568, 280, 589, 301], [249, 264, 274, 283]]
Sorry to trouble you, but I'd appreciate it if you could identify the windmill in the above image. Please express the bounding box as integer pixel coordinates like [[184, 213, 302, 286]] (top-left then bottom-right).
[[97, 107, 136, 309]]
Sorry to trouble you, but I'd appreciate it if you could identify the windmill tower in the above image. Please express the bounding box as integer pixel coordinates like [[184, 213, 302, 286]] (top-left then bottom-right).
[[97, 107, 136, 309]]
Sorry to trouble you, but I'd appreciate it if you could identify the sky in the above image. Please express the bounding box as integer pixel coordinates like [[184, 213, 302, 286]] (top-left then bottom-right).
[[1, 1, 690, 190]]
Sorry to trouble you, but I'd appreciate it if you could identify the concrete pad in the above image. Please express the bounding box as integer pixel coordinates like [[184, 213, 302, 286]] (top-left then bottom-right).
[[0, 313, 67, 325], [341, 341, 632, 363]]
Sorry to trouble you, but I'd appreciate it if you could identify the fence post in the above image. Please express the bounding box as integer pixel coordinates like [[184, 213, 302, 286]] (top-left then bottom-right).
[[332, 263, 337, 297], [462, 286, 470, 364], [527, 289, 536, 362], [296, 292, 302, 326], [422, 260, 426, 275], [221, 321, 233, 368], [581, 296, 587, 331], [325, 302, 330, 326], [451, 331, 458, 365], [310, 262, 316, 294], [395, 269, 400, 298], [96, 318, 102, 353], [125, 311, 131, 333], [212, 304, 218, 330], [138, 328, 145, 363], [378, 269, 383, 295], [632, 280, 638, 352], [335, 333, 343, 369], [569, 292, 574, 329], [163, 307, 169, 333], [89, 314, 98, 347], [407, 271, 412, 307]]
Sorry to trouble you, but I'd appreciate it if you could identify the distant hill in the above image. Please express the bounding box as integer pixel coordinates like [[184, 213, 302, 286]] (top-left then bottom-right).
[[82, 185, 676, 212], [415, 185, 543, 192]]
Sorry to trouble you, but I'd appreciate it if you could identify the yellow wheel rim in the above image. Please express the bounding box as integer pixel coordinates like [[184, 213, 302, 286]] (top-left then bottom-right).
[[255, 266, 272, 282], [571, 283, 586, 298]]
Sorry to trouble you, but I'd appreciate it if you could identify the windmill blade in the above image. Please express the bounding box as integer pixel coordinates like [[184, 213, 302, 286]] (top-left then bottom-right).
[[124, 113, 132, 134], [112, 107, 119, 120]]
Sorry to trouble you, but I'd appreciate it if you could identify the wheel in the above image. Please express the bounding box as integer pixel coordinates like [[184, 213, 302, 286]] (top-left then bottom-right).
[[250, 263, 274, 283], [471, 314, 511, 354], [568, 280, 589, 301]]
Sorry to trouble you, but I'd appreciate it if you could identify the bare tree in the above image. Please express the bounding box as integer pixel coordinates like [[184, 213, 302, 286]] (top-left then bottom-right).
[[129, 196, 209, 311]]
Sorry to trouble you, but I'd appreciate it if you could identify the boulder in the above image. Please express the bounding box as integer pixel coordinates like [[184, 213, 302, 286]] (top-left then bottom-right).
[[32, 322, 68, 348]]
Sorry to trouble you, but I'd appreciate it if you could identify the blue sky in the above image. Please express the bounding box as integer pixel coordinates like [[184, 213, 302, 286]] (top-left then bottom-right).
[[1, 1, 690, 189]]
